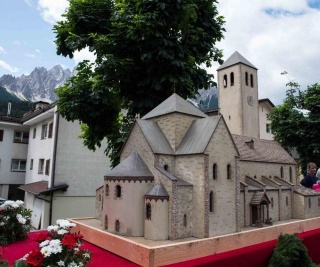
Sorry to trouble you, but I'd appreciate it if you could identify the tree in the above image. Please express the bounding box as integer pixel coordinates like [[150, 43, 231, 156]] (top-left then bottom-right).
[[268, 80, 320, 174], [53, 0, 225, 166]]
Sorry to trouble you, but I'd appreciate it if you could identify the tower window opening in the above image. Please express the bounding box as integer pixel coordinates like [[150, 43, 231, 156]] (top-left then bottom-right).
[[223, 74, 228, 88]]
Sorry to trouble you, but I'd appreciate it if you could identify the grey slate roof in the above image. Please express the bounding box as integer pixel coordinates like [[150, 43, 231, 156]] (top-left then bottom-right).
[[142, 93, 207, 119], [217, 51, 257, 71], [232, 135, 297, 164], [137, 119, 174, 154], [146, 183, 169, 197], [250, 191, 270, 205], [105, 152, 154, 180], [176, 116, 221, 154], [155, 166, 192, 186]]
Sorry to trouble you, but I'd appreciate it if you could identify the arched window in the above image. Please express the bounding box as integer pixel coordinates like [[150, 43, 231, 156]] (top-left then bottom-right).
[[116, 185, 122, 198], [223, 74, 227, 88], [245, 72, 248, 86], [212, 163, 217, 180], [164, 164, 169, 171], [230, 72, 234, 86], [309, 198, 311, 208], [227, 164, 231, 179], [105, 184, 109, 196], [318, 198, 320, 207], [146, 203, 151, 220], [104, 215, 108, 230], [289, 167, 292, 182], [183, 214, 187, 227], [115, 220, 120, 232], [209, 191, 214, 212], [280, 166, 284, 178], [250, 74, 254, 87], [271, 198, 274, 208], [286, 196, 289, 206]]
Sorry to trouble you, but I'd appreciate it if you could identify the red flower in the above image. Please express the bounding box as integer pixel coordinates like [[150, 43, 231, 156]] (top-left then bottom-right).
[[62, 233, 77, 249], [73, 233, 84, 240], [25, 249, 44, 267], [33, 231, 50, 242]]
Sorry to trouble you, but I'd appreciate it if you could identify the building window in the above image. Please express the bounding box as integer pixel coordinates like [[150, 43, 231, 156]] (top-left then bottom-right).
[[212, 163, 217, 180], [266, 124, 272, 133], [286, 196, 289, 206], [309, 198, 311, 208], [164, 164, 169, 171], [45, 159, 50, 175], [250, 74, 254, 87], [116, 185, 122, 198], [30, 159, 33, 170], [38, 159, 45, 174], [289, 167, 292, 183], [245, 72, 248, 86], [271, 198, 274, 208], [0, 129, 3, 141], [223, 74, 228, 88], [209, 191, 214, 212], [41, 125, 48, 139], [146, 203, 151, 220], [227, 164, 231, 179], [105, 184, 109, 196], [230, 72, 234, 86], [318, 198, 320, 207], [33, 128, 36, 139], [183, 214, 187, 227], [14, 131, 29, 143], [115, 220, 120, 232], [280, 166, 283, 178], [104, 215, 108, 230], [11, 159, 26, 172], [48, 123, 53, 138]]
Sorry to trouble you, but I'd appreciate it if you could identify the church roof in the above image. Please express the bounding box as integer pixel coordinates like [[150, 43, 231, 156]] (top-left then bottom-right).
[[155, 166, 192, 186], [137, 119, 174, 154], [146, 183, 169, 197], [217, 51, 257, 71], [141, 93, 207, 119], [176, 116, 221, 154], [232, 135, 297, 164], [250, 191, 270, 206], [104, 152, 153, 181]]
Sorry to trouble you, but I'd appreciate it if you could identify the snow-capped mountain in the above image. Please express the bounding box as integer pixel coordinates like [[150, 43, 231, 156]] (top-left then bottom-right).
[[0, 65, 72, 103]]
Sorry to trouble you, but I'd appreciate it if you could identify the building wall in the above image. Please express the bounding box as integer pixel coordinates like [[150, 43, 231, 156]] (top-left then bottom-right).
[[267, 190, 280, 222], [280, 189, 292, 220], [206, 119, 238, 236], [293, 193, 305, 219], [259, 102, 273, 140], [153, 113, 197, 150], [0, 122, 29, 186]]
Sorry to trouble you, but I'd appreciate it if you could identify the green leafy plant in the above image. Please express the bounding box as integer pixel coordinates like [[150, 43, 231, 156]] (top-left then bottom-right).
[[269, 233, 318, 267], [17, 219, 91, 267], [0, 200, 32, 246]]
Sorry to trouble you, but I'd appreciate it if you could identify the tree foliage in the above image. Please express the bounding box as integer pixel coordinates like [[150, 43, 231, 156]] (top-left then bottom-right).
[[54, 0, 225, 166], [268, 81, 320, 174]]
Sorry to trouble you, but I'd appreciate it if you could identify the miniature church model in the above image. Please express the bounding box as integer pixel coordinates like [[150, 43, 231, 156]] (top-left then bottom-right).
[[98, 52, 320, 241]]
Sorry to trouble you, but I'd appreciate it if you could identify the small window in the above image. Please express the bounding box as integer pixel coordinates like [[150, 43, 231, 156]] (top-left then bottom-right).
[[286, 196, 289, 206], [227, 164, 231, 179], [318, 198, 320, 207], [164, 164, 169, 171], [11, 159, 26, 172], [116, 185, 122, 198], [33, 128, 36, 139], [14, 131, 29, 143], [99, 194, 101, 201], [230, 72, 234, 86], [250, 74, 254, 87], [146, 203, 151, 220], [45, 159, 50, 175], [38, 159, 45, 174], [115, 220, 120, 232], [212, 163, 217, 180], [223, 74, 228, 88], [266, 124, 272, 133], [271, 198, 274, 208], [30, 159, 33, 170], [105, 184, 109, 196], [0, 129, 3, 141], [289, 167, 292, 183], [41, 125, 48, 139], [48, 123, 53, 138], [245, 72, 248, 86], [183, 214, 187, 227], [280, 166, 283, 178], [104, 215, 108, 230], [309, 198, 311, 208], [209, 191, 214, 212]]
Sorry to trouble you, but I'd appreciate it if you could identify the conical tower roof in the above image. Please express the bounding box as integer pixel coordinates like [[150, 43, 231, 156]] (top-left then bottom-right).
[[145, 182, 169, 201], [141, 93, 207, 119], [217, 51, 257, 71]]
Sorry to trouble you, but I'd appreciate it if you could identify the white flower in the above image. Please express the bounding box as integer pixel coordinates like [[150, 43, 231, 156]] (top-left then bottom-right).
[[41, 246, 52, 257], [67, 262, 78, 267], [56, 219, 76, 229], [57, 261, 65, 266], [16, 214, 27, 224], [47, 225, 59, 232], [40, 240, 50, 247], [57, 229, 68, 235], [84, 252, 90, 258], [16, 200, 24, 206], [11, 203, 20, 208]]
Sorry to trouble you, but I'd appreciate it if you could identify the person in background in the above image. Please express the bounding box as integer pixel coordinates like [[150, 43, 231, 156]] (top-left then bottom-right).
[[300, 162, 319, 189], [317, 167, 320, 179]]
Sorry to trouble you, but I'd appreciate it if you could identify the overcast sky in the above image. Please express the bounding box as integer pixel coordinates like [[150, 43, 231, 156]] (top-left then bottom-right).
[[0, 0, 319, 105]]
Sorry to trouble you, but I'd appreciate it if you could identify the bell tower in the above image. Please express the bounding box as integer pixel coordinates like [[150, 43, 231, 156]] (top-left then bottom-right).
[[217, 51, 259, 138]]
